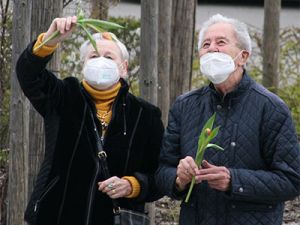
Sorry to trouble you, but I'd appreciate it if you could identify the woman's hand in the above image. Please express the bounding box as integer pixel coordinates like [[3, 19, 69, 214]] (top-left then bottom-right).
[[98, 176, 132, 199], [43, 16, 77, 46]]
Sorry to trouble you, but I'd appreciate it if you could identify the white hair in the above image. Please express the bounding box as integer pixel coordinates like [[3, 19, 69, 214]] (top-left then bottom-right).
[[80, 32, 129, 61], [198, 14, 252, 54]]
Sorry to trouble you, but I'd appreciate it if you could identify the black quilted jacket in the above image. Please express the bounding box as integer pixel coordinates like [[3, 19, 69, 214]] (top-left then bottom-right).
[[16, 42, 164, 225], [156, 72, 300, 225]]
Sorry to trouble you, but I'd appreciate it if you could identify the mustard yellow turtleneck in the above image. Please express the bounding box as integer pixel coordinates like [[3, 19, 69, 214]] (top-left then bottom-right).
[[82, 79, 121, 136], [33, 33, 141, 199]]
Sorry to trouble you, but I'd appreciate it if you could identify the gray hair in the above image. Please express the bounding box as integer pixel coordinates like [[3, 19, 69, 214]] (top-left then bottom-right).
[[80, 32, 129, 61], [198, 14, 252, 54]]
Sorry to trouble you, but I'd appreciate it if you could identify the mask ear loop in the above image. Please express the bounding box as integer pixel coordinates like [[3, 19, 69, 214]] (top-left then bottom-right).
[[231, 50, 245, 71], [233, 50, 244, 61]]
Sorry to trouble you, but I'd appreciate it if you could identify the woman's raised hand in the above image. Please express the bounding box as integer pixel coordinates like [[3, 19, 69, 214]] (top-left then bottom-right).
[[43, 16, 77, 46]]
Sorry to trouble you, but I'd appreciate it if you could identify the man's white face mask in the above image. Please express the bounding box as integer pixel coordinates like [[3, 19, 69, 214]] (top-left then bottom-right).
[[83, 57, 120, 90], [200, 51, 243, 84]]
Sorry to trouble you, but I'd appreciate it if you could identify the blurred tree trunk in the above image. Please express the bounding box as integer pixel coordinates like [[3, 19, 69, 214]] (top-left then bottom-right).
[[28, 0, 62, 195], [0, 0, 11, 150], [263, 0, 281, 93], [8, 1, 32, 224], [169, 0, 196, 105], [8, 0, 62, 225], [157, 0, 172, 125], [140, 0, 158, 105], [140, 1, 158, 224], [90, 0, 109, 20]]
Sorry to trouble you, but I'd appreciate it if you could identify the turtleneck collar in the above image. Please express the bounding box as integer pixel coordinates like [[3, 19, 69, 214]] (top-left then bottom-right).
[[82, 80, 122, 111]]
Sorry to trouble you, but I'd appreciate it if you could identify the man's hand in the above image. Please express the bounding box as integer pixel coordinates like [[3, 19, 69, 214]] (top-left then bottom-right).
[[195, 160, 231, 191], [43, 16, 77, 46], [176, 156, 200, 191]]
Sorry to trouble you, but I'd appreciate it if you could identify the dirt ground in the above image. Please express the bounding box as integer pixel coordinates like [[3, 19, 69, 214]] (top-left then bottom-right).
[[155, 196, 300, 225]]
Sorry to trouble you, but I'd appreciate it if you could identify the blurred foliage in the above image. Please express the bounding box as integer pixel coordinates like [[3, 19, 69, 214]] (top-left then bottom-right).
[[0, 0, 12, 152]]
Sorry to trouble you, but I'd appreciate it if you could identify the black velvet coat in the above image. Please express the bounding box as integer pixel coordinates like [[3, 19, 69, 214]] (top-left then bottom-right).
[[16, 42, 164, 225]]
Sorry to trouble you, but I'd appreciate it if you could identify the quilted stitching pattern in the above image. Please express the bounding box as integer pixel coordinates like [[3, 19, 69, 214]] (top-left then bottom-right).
[[156, 73, 300, 225]]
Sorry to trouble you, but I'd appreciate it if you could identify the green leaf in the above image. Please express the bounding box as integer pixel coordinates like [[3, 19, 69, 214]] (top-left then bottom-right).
[[206, 143, 224, 151], [195, 146, 205, 166], [85, 23, 106, 33], [33, 30, 60, 52], [78, 23, 99, 55], [78, 18, 124, 30]]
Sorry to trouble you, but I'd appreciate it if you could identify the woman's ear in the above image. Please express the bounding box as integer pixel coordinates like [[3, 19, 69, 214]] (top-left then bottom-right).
[[120, 60, 128, 79]]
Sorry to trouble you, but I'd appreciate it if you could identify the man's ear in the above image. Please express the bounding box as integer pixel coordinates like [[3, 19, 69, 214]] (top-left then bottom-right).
[[238, 50, 250, 67]]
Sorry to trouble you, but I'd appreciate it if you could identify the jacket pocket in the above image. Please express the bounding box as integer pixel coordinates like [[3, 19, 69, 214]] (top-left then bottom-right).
[[230, 201, 276, 212], [34, 176, 60, 213]]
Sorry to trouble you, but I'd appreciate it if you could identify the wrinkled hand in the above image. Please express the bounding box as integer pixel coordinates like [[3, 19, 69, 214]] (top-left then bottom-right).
[[195, 160, 231, 191], [176, 156, 200, 191], [43, 16, 77, 46], [98, 176, 132, 199]]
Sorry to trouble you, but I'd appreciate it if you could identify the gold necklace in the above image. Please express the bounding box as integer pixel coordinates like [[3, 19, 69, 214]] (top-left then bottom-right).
[[96, 107, 111, 130]]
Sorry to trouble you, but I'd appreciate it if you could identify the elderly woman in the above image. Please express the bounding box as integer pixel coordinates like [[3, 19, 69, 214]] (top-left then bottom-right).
[[16, 16, 164, 225]]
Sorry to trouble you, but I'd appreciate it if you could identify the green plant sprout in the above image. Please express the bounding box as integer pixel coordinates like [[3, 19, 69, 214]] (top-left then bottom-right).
[[185, 112, 224, 203], [33, 9, 124, 53]]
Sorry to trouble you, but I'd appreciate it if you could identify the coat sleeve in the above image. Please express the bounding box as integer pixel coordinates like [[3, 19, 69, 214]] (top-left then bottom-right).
[[228, 101, 300, 204], [155, 99, 187, 199], [133, 106, 165, 202], [16, 42, 64, 117]]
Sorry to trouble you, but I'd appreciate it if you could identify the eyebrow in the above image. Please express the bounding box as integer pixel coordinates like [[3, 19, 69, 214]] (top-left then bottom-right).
[[203, 36, 230, 43], [88, 50, 117, 57]]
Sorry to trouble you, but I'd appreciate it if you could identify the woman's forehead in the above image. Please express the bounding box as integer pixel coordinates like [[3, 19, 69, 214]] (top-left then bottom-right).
[[87, 39, 122, 56]]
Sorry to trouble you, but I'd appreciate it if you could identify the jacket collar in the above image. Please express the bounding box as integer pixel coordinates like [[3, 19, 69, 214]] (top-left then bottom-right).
[[209, 70, 253, 102]]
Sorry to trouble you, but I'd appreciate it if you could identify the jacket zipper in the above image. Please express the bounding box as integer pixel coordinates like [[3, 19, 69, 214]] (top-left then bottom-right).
[[123, 107, 143, 173], [34, 176, 60, 212], [56, 104, 87, 225]]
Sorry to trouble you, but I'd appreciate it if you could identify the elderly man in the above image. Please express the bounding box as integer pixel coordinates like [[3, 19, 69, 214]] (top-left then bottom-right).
[[156, 14, 300, 225]]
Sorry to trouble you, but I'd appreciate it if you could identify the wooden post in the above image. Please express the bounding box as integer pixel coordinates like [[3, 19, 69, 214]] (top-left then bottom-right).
[[8, 1, 31, 224], [263, 0, 281, 92], [157, 0, 172, 125], [140, 0, 159, 224], [8, 1, 62, 224], [90, 0, 109, 20], [27, 0, 62, 196], [140, 0, 158, 105], [169, 0, 196, 106]]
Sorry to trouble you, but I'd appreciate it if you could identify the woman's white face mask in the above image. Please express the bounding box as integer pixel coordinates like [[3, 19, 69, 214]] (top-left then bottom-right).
[[83, 57, 120, 90], [200, 51, 243, 84]]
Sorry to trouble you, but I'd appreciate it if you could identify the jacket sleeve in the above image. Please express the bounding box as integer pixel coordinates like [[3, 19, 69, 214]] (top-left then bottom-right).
[[16, 42, 64, 117], [155, 99, 186, 199], [228, 101, 300, 204], [133, 107, 164, 202]]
